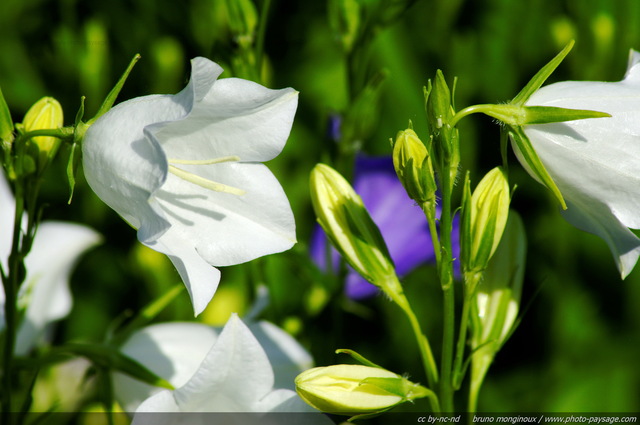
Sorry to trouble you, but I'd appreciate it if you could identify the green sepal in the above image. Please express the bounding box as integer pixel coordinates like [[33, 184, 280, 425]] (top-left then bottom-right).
[[336, 348, 384, 369], [460, 172, 472, 272], [359, 377, 408, 398], [508, 125, 566, 209], [54, 343, 174, 390], [0, 86, 14, 144], [66, 142, 81, 204], [88, 54, 141, 125], [520, 106, 611, 124], [511, 40, 574, 106]]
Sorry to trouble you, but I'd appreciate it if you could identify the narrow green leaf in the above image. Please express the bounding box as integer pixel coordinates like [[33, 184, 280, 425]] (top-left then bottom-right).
[[0, 86, 13, 143], [110, 283, 185, 346], [511, 40, 574, 106], [509, 125, 566, 209], [56, 343, 174, 390]]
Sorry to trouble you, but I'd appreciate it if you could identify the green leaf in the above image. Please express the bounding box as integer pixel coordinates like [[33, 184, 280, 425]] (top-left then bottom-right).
[[509, 125, 566, 209], [110, 283, 185, 346], [0, 86, 13, 143], [511, 40, 574, 106]]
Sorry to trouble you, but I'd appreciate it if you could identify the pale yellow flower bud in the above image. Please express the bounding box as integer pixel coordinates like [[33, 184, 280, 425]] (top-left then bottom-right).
[[22, 97, 64, 169], [295, 364, 430, 417]]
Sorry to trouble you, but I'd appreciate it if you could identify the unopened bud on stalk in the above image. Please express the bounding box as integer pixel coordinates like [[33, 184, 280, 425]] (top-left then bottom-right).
[[310, 164, 397, 290], [461, 167, 510, 281], [22, 97, 64, 171], [392, 128, 436, 205], [295, 364, 431, 417]]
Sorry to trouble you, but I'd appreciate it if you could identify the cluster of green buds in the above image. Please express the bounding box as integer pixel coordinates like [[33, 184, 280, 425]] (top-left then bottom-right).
[[296, 350, 434, 420], [425, 70, 459, 193]]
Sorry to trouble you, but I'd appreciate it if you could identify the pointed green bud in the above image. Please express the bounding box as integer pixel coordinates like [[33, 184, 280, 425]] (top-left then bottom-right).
[[425, 71, 460, 190], [469, 212, 526, 405], [295, 364, 432, 417], [392, 128, 436, 204], [310, 164, 396, 288], [22, 97, 64, 170], [461, 167, 510, 278]]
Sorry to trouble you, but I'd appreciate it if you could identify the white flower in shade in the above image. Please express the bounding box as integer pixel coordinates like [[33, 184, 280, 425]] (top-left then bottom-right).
[[0, 174, 101, 354], [521, 50, 640, 278], [115, 315, 331, 424], [82, 57, 298, 315]]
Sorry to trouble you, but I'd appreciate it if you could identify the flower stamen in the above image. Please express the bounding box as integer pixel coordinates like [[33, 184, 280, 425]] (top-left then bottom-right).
[[167, 155, 245, 196]]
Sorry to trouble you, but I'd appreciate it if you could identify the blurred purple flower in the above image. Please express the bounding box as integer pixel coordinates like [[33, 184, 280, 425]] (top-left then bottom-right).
[[310, 155, 460, 299]]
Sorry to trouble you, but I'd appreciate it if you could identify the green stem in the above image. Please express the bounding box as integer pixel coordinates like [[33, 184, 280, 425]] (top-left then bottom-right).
[[438, 165, 456, 412], [452, 293, 471, 389], [390, 289, 440, 412], [1, 181, 25, 423]]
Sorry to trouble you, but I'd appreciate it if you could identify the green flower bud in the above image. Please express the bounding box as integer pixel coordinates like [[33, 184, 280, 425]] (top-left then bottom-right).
[[468, 212, 526, 410], [310, 164, 396, 289], [295, 364, 431, 417], [22, 97, 64, 170], [461, 167, 510, 279], [425, 71, 460, 190], [392, 128, 436, 204]]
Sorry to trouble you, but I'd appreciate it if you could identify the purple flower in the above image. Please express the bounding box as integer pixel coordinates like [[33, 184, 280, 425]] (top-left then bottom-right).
[[310, 155, 460, 299]]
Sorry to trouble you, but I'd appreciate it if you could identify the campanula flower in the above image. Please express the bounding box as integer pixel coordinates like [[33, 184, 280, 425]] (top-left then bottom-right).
[[116, 314, 331, 423], [521, 50, 640, 278], [82, 57, 298, 315]]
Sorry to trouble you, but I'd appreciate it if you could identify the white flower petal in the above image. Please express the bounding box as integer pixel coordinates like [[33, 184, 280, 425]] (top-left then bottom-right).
[[523, 51, 640, 277], [14, 222, 101, 354], [82, 57, 298, 314], [154, 162, 296, 268], [146, 230, 222, 316], [114, 322, 219, 412], [155, 79, 298, 163], [248, 321, 313, 390], [0, 173, 14, 271], [173, 314, 273, 412]]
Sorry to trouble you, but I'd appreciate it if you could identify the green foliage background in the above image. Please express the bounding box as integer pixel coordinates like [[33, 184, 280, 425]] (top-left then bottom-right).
[[1, 0, 639, 414]]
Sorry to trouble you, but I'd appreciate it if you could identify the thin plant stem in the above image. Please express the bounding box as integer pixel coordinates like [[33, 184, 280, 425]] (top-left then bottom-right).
[[1, 180, 25, 424], [438, 168, 456, 412]]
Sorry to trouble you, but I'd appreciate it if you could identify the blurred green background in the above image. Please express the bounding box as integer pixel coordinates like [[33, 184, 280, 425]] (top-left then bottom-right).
[[1, 0, 639, 414]]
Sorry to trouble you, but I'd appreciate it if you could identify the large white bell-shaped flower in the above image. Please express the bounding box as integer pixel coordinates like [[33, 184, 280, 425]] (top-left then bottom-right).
[[82, 57, 298, 314], [522, 50, 640, 278]]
